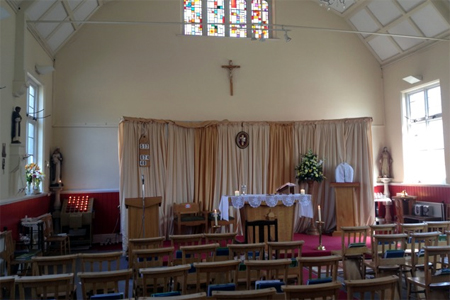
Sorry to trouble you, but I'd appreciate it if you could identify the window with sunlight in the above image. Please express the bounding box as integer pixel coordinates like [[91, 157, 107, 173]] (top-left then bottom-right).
[[403, 83, 446, 184], [183, 0, 271, 39], [26, 81, 38, 165]]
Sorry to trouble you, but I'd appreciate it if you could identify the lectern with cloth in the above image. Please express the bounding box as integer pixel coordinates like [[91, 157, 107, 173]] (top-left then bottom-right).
[[125, 197, 162, 239]]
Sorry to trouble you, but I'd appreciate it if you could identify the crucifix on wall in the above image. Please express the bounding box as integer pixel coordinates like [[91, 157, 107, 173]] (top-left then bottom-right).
[[221, 60, 240, 96]]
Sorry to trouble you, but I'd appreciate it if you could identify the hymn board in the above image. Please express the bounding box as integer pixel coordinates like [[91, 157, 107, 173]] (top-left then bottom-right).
[[139, 135, 150, 167]]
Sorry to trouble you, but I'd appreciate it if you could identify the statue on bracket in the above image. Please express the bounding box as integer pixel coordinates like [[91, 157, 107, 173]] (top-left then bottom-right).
[[379, 147, 393, 179], [50, 148, 63, 186], [11, 106, 22, 144]]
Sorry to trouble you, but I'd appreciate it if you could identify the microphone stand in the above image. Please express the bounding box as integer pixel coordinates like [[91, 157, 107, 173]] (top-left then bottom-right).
[[141, 174, 145, 237]]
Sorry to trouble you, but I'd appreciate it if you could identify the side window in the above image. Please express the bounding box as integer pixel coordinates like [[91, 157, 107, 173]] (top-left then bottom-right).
[[403, 83, 446, 184], [26, 81, 38, 165]]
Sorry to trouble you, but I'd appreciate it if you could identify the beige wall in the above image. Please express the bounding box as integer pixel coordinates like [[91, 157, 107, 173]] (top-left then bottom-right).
[[52, 1, 384, 190], [382, 42, 450, 184]]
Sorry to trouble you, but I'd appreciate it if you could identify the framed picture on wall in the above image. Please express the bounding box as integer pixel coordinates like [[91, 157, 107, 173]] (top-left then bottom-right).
[[236, 131, 249, 149]]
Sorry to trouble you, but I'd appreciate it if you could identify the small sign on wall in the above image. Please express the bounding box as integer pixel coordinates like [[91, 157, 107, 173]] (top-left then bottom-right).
[[139, 135, 150, 168]]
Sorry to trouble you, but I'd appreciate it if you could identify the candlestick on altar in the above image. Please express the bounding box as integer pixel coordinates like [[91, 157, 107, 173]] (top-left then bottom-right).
[[213, 209, 218, 226], [318, 205, 322, 222], [316, 221, 326, 250]]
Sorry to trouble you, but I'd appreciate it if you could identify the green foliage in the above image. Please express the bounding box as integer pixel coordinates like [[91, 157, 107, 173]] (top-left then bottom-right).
[[295, 149, 325, 183]]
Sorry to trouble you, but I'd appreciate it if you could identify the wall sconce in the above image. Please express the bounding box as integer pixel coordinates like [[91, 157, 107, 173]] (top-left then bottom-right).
[[282, 26, 291, 42], [402, 75, 422, 84], [35, 64, 55, 75]]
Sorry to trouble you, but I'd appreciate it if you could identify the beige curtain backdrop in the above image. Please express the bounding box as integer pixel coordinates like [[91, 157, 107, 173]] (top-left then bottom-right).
[[118, 117, 373, 249]]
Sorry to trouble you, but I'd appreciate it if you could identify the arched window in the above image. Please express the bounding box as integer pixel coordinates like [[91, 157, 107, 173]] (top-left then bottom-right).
[[183, 0, 272, 39]]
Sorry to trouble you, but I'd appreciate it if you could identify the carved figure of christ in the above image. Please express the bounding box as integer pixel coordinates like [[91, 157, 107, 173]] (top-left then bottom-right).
[[221, 60, 241, 96]]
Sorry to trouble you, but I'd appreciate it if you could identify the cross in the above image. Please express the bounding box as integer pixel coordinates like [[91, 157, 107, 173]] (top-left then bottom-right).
[[221, 60, 240, 96]]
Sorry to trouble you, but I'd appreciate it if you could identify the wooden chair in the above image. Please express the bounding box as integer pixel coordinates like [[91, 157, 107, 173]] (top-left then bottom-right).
[[173, 202, 209, 234], [267, 240, 304, 283], [399, 222, 428, 256], [425, 221, 450, 233], [369, 224, 397, 259], [406, 245, 450, 299], [170, 233, 204, 265], [282, 281, 343, 300], [38, 213, 70, 255], [31, 253, 78, 299], [244, 258, 291, 291], [297, 255, 341, 285], [127, 236, 164, 264], [212, 287, 277, 299], [244, 219, 278, 244], [16, 273, 73, 300], [139, 264, 191, 297], [403, 231, 440, 277], [345, 275, 399, 300], [131, 247, 174, 297], [0, 276, 15, 300], [0, 230, 14, 276], [228, 242, 265, 285], [180, 243, 219, 286], [145, 292, 207, 299], [362, 233, 408, 298], [331, 225, 370, 280], [79, 251, 123, 272], [204, 232, 237, 261], [78, 268, 133, 299], [192, 259, 240, 295]]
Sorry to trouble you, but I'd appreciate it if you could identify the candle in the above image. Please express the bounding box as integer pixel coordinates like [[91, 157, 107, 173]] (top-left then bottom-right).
[[214, 209, 218, 226], [318, 205, 322, 222], [234, 190, 239, 196], [300, 189, 305, 194]]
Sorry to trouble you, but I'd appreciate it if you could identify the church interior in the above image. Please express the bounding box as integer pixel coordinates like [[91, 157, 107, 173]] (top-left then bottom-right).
[[0, 0, 449, 299]]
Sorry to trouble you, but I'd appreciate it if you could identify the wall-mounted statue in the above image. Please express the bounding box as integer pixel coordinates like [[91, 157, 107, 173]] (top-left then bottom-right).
[[50, 148, 63, 186], [11, 106, 22, 144], [379, 147, 393, 178]]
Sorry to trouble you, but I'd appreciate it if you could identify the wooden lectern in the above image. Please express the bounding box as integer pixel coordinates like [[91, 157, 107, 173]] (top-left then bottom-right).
[[330, 182, 360, 237], [125, 197, 162, 239]]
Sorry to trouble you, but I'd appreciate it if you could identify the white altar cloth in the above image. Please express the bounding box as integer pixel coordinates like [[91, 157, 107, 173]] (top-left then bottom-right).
[[219, 194, 313, 221]]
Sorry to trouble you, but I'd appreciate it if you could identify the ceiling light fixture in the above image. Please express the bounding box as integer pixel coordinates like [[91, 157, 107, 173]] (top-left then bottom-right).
[[402, 75, 422, 84], [320, 0, 346, 11]]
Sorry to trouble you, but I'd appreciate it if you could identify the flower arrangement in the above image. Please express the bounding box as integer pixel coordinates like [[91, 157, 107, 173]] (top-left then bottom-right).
[[25, 163, 45, 185], [295, 149, 325, 183]]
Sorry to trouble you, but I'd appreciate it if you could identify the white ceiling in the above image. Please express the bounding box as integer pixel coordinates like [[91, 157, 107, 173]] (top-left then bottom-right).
[[6, 0, 450, 65]]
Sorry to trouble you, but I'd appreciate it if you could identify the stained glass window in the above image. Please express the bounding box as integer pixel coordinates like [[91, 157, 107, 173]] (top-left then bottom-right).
[[184, 0, 203, 36], [183, 0, 271, 38]]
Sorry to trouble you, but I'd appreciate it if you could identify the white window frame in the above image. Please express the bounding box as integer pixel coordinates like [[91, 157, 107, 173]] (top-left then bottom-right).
[[25, 76, 43, 168], [402, 81, 446, 184], [183, 0, 273, 39]]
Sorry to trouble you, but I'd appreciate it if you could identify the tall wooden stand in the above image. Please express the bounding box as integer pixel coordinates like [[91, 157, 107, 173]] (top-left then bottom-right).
[[331, 182, 360, 237], [125, 197, 162, 239]]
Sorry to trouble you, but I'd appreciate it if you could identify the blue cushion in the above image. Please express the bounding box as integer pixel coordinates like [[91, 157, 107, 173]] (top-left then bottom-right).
[[307, 277, 332, 285], [91, 293, 124, 299], [216, 247, 229, 256], [207, 283, 236, 296], [348, 242, 366, 248], [150, 291, 181, 297], [289, 258, 298, 268], [255, 280, 284, 293], [384, 250, 405, 258]]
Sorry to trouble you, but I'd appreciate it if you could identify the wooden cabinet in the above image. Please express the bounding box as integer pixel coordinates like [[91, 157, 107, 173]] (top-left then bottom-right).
[[330, 182, 360, 237]]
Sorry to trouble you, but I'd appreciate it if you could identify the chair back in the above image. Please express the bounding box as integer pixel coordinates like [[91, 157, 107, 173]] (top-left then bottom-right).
[[212, 287, 277, 299], [139, 264, 191, 296], [399, 222, 428, 235], [193, 259, 240, 294], [244, 258, 291, 290], [228, 242, 265, 284], [78, 268, 133, 299], [297, 255, 342, 285], [31, 253, 78, 298], [267, 240, 304, 282], [282, 281, 342, 300], [405, 231, 440, 276], [80, 251, 123, 272], [339, 226, 370, 257], [38, 213, 55, 237], [423, 245, 450, 286], [0, 230, 14, 276], [170, 234, 204, 265], [16, 273, 73, 300], [155, 292, 207, 299], [425, 221, 450, 234], [245, 219, 278, 244], [180, 243, 219, 265], [131, 247, 174, 296], [204, 232, 237, 261], [173, 202, 208, 234], [0, 276, 15, 300], [345, 275, 398, 300], [128, 236, 164, 260]]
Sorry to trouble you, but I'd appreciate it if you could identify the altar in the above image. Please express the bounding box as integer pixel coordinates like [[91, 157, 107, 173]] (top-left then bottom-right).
[[219, 194, 312, 241]]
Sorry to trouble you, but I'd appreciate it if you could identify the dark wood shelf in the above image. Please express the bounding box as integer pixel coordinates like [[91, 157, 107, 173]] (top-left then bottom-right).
[[404, 215, 442, 222]]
